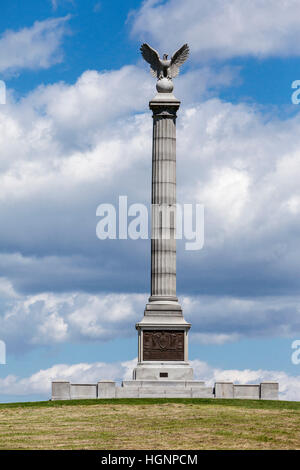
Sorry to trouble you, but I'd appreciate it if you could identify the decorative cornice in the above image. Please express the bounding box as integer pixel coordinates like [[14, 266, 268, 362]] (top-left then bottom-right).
[[150, 104, 180, 118]]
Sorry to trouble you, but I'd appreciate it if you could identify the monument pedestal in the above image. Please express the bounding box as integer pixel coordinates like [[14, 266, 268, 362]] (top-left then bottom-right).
[[133, 300, 193, 381]]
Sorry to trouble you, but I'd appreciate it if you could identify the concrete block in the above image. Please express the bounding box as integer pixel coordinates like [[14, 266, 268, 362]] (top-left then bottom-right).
[[115, 387, 140, 398], [234, 384, 260, 399], [97, 380, 116, 399], [123, 380, 171, 388], [164, 390, 191, 398], [215, 382, 234, 399], [122, 380, 144, 388], [120, 380, 212, 398], [191, 387, 214, 398], [51, 381, 70, 400], [260, 382, 279, 400], [122, 379, 205, 389], [185, 381, 205, 388], [149, 380, 186, 388], [70, 384, 97, 399], [139, 388, 167, 398]]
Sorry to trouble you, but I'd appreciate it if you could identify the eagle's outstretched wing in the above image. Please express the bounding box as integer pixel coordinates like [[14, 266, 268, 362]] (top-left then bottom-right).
[[140, 43, 161, 78], [169, 44, 190, 78]]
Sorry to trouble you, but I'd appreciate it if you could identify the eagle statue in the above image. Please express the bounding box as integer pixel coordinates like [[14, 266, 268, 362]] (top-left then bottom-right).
[[140, 43, 189, 81]]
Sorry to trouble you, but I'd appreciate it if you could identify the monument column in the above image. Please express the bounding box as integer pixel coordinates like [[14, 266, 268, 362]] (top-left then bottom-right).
[[134, 43, 193, 382], [150, 97, 179, 302]]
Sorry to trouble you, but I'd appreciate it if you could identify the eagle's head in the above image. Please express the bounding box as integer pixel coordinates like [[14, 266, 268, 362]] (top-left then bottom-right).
[[163, 54, 168, 60]]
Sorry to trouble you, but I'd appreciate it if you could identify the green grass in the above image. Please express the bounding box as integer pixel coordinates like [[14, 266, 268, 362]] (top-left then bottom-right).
[[0, 397, 299, 410], [0, 398, 299, 450]]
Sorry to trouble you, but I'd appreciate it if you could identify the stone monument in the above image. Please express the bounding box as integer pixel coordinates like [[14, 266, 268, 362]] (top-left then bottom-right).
[[133, 43, 193, 383], [51, 44, 279, 400]]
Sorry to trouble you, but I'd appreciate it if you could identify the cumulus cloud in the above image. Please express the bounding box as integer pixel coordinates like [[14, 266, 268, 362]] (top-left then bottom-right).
[[0, 278, 145, 353], [0, 16, 70, 74], [175, 99, 300, 301], [0, 64, 237, 295], [1, 63, 300, 348], [0, 358, 299, 401], [184, 295, 300, 343], [0, 360, 132, 396], [1, 275, 300, 354], [132, 0, 300, 60]]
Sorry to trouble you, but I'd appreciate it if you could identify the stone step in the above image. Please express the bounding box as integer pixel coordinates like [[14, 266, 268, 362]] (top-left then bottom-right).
[[115, 386, 214, 399], [122, 380, 205, 389]]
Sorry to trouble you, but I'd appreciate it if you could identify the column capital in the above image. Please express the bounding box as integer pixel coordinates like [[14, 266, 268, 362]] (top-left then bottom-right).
[[149, 94, 181, 117]]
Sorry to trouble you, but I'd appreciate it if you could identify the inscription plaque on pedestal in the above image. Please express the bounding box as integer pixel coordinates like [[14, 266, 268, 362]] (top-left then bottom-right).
[[143, 330, 184, 361]]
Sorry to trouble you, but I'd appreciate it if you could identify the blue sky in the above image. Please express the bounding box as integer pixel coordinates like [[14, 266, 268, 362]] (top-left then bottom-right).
[[1, 0, 300, 402]]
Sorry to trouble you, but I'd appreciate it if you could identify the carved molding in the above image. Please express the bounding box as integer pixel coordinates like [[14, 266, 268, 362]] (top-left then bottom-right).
[[151, 105, 179, 119]]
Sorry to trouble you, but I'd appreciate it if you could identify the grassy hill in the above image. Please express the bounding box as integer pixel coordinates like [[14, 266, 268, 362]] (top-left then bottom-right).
[[0, 398, 299, 450]]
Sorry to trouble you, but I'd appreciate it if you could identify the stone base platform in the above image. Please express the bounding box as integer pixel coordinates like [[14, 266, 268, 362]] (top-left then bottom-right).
[[133, 362, 194, 381], [119, 380, 213, 398], [51, 380, 279, 401]]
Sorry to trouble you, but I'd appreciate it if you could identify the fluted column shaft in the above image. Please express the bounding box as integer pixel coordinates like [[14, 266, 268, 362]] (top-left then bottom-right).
[[149, 99, 180, 301]]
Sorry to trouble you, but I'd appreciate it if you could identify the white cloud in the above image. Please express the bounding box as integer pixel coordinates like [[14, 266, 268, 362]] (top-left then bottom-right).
[[0, 277, 18, 299], [0, 16, 70, 74], [0, 359, 299, 401], [0, 279, 145, 352], [183, 295, 300, 342], [0, 360, 131, 396], [1, 277, 300, 353], [1, 62, 300, 351], [201, 167, 250, 225], [132, 0, 300, 60]]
